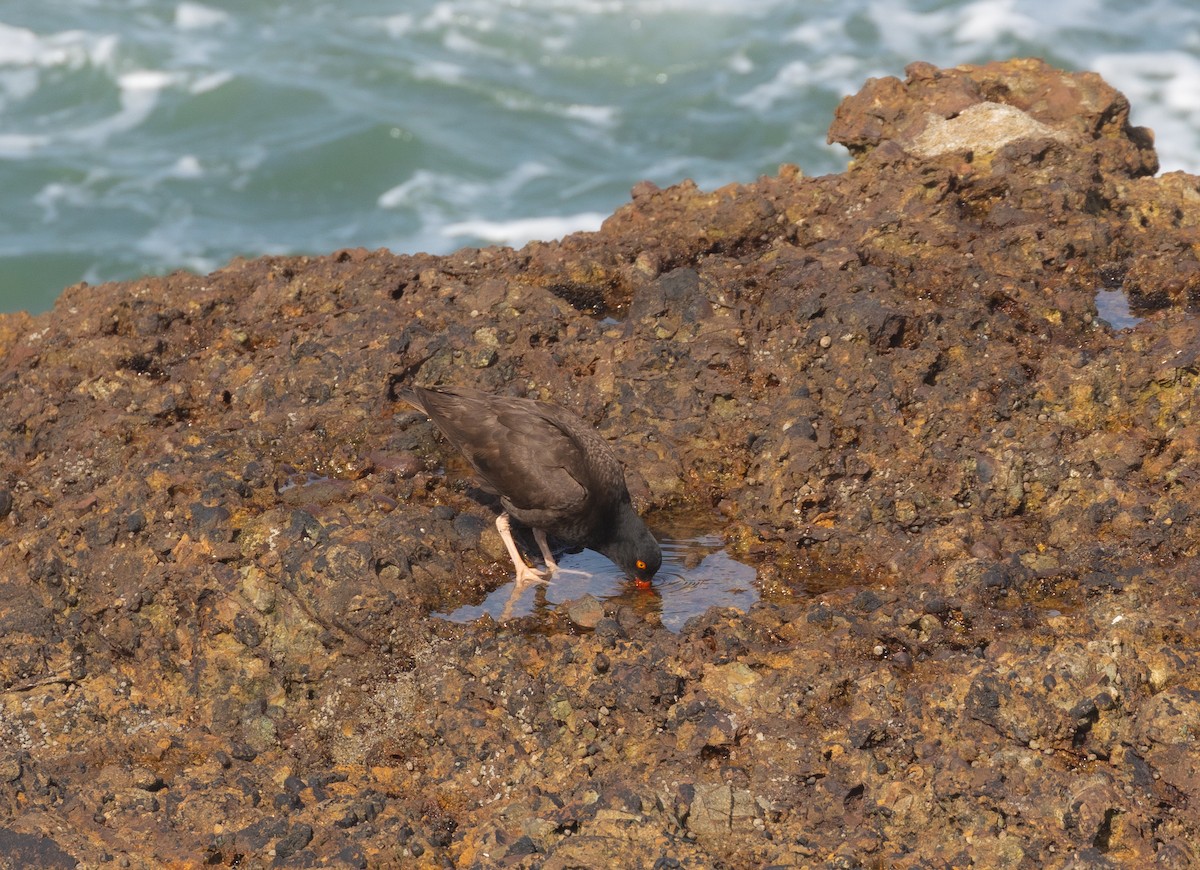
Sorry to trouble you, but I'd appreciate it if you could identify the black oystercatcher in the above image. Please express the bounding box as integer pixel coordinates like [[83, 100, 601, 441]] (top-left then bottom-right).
[[404, 385, 661, 589]]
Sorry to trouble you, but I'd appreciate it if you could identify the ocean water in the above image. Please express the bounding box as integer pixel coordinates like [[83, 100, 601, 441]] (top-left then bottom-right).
[[2, 0, 1198, 315]]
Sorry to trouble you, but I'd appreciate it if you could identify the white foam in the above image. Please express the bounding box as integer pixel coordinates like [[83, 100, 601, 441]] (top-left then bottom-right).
[[443, 29, 498, 59], [0, 24, 48, 66], [866, 2, 954, 57], [514, 0, 770, 12], [382, 14, 416, 38], [492, 90, 617, 126], [190, 70, 234, 94], [411, 60, 466, 85], [642, 0, 775, 10], [130, 208, 221, 276], [33, 182, 75, 219], [118, 70, 178, 92], [0, 68, 39, 103], [379, 160, 556, 212], [561, 103, 617, 126], [733, 59, 814, 110], [728, 51, 754, 75], [1, 64, 181, 155], [864, 0, 1075, 58], [0, 24, 119, 70], [501, 161, 554, 190], [33, 172, 109, 221], [174, 2, 231, 31], [733, 55, 861, 111], [377, 170, 451, 210], [785, 16, 848, 50], [1094, 51, 1200, 116], [171, 155, 205, 178], [1093, 50, 1200, 173], [442, 212, 607, 246], [377, 149, 612, 254], [0, 133, 48, 158], [955, 0, 1038, 46]]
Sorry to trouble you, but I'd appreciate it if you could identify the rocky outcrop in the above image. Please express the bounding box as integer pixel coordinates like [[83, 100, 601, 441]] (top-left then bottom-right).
[[2, 58, 1200, 866]]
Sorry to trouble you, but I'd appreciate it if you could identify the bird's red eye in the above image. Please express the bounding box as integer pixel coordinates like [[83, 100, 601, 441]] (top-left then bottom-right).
[[636, 559, 646, 570]]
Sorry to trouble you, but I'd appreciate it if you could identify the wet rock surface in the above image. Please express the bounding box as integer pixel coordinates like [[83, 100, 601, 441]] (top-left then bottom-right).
[[2, 59, 1200, 866]]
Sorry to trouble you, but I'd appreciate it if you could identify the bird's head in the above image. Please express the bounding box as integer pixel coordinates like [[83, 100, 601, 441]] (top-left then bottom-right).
[[599, 506, 662, 588]]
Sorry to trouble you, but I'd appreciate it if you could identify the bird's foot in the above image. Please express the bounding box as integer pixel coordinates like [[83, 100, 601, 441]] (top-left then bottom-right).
[[515, 563, 552, 586], [543, 566, 591, 581]]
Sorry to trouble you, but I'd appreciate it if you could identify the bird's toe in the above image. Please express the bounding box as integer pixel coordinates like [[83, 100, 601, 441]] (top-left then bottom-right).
[[515, 564, 551, 586]]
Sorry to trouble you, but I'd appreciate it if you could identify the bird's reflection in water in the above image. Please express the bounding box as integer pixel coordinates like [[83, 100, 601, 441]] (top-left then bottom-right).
[[441, 534, 758, 631]]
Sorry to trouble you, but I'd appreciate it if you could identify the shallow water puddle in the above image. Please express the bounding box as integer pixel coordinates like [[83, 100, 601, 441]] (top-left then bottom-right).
[[440, 533, 759, 631], [1094, 287, 1144, 330]]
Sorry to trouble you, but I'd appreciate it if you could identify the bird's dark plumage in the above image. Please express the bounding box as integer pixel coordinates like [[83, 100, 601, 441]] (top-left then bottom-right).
[[404, 385, 661, 586]]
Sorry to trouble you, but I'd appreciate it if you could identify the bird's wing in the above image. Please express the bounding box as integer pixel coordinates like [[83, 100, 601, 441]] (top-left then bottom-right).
[[410, 387, 592, 514], [478, 404, 592, 513]]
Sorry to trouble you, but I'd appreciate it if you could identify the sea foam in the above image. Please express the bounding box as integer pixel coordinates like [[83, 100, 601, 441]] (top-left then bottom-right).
[[442, 213, 607, 246], [174, 3, 231, 31]]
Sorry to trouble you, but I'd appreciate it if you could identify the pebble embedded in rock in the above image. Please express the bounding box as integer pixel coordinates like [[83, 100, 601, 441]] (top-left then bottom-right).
[[564, 595, 605, 629], [124, 510, 145, 534], [273, 824, 313, 860], [130, 767, 164, 791]]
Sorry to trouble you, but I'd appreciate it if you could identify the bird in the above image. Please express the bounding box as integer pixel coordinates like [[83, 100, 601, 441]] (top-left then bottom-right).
[[403, 384, 661, 590]]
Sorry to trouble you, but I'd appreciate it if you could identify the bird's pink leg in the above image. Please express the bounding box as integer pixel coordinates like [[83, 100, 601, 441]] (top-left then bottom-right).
[[533, 528, 560, 574], [532, 527, 591, 581], [496, 513, 550, 585]]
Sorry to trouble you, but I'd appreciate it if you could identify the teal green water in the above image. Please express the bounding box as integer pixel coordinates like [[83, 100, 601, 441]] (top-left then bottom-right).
[[2, 0, 1197, 314]]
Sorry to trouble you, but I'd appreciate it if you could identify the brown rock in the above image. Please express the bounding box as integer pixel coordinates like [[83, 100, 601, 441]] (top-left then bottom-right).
[[3, 58, 1200, 865]]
